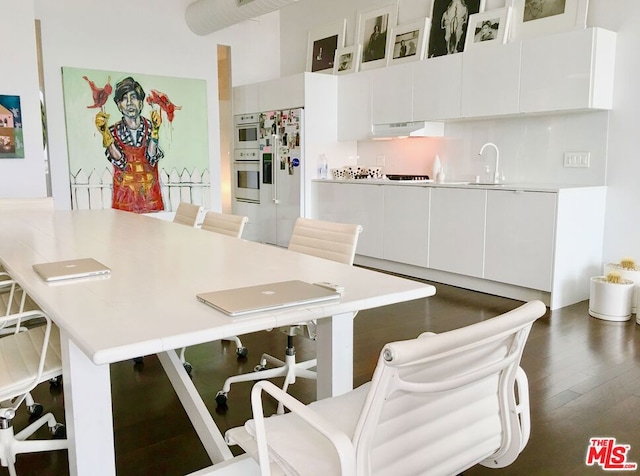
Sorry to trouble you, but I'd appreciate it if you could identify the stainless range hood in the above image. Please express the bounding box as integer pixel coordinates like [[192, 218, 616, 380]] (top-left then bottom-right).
[[369, 121, 445, 139]]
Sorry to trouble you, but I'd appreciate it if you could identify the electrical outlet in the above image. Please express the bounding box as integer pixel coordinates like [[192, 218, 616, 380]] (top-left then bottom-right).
[[563, 152, 590, 168]]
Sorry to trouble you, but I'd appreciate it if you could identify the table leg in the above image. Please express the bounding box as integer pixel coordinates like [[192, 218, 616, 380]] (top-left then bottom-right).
[[315, 311, 355, 399], [158, 349, 233, 463], [60, 330, 116, 476]]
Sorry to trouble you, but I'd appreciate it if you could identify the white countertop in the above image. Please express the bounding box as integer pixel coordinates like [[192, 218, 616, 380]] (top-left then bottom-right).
[[312, 178, 606, 192]]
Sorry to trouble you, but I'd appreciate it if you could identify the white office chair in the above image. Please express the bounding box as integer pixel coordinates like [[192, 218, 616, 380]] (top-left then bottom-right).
[[179, 211, 250, 374], [225, 300, 546, 476], [173, 202, 203, 227], [216, 217, 363, 413], [0, 310, 67, 476]]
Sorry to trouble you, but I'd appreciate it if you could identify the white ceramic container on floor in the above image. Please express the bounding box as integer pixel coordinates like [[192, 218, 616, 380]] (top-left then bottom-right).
[[589, 276, 635, 322]]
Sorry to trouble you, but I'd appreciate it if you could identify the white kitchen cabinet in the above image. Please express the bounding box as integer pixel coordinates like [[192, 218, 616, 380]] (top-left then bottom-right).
[[383, 186, 430, 267], [461, 41, 521, 118], [312, 181, 384, 258], [520, 27, 616, 113], [413, 53, 463, 121], [429, 188, 486, 278], [232, 73, 306, 114], [371, 62, 414, 125], [484, 190, 556, 291], [232, 83, 260, 115], [337, 70, 373, 141]]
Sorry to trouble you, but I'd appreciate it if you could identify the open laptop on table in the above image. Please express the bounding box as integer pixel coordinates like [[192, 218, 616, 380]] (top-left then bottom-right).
[[196, 280, 341, 316], [33, 258, 111, 282]]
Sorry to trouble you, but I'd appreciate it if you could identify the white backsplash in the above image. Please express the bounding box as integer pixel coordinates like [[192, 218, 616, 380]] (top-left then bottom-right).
[[357, 111, 609, 185]]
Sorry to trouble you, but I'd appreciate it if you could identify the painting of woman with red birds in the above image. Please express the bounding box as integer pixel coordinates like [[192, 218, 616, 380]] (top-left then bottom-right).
[[61, 67, 209, 213]]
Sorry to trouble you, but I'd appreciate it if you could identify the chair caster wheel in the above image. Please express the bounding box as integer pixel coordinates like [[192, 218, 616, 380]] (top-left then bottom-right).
[[183, 362, 193, 375], [253, 364, 266, 372], [51, 423, 66, 439], [236, 347, 248, 358], [49, 376, 62, 387], [215, 391, 228, 406], [28, 403, 43, 419], [133, 356, 144, 364]]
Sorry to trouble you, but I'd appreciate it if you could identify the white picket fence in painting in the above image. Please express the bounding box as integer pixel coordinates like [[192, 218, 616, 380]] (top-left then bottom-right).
[[69, 167, 211, 211]]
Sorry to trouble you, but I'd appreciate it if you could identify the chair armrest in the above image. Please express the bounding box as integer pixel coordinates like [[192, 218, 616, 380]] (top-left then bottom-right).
[[251, 381, 356, 476], [515, 366, 530, 451]]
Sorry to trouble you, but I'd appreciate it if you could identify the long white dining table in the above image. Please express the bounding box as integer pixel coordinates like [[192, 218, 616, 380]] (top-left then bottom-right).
[[0, 208, 436, 475]]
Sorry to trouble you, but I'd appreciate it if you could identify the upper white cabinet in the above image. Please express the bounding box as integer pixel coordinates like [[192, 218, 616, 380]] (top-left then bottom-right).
[[429, 188, 486, 278], [484, 190, 556, 291], [520, 27, 616, 113], [413, 54, 463, 121], [335, 27, 615, 134], [371, 62, 414, 125], [337, 70, 373, 141], [461, 41, 521, 118], [233, 73, 306, 114]]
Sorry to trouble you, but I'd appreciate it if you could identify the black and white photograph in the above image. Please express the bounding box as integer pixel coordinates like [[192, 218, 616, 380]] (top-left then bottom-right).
[[509, 0, 587, 41], [427, 0, 486, 58], [523, 0, 566, 22], [305, 19, 346, 73], [357, 4, 398, 71], [333, 45, 361, 75], [464, 7, 511, 51], [387, 18, 429, 66]]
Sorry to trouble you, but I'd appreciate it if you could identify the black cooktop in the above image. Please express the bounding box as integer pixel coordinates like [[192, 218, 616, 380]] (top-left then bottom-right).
[[386, 174, 430, 181]]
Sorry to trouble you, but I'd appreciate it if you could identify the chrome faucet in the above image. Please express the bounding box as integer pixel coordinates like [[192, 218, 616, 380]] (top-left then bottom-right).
[[479, 142, 500, 184]]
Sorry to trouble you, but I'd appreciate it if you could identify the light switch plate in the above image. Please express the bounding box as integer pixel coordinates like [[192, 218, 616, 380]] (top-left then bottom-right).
[[563, 152, 590, 168]]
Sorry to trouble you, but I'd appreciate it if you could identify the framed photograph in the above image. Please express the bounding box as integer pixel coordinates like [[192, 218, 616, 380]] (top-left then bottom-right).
[[427, 0, 486, 58], [306, 19, 347, 73], [357, 4, 398, 71], [333, 45, 361, 75], [509, 0, 588, 41], [387, 18, 430, 66], [464, 7, 512, 51]]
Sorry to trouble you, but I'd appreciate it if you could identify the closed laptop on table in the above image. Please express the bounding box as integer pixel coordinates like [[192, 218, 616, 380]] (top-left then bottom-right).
[[33, 258, 111, 282], [196, 280, 340, 316]]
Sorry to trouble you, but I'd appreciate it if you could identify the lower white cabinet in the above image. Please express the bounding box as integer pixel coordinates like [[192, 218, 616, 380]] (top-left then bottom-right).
[[382, 186, 430, 267], [429, 188, 486, 278], [312, 182, 384, 258], [484, 190, 556, 291]]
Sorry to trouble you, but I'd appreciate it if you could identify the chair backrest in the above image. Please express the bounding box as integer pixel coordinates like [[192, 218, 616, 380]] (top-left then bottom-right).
[[0, 198, 54, 210], [173, 202, 203, 227], [201, 211, 249, 238], [288, 217, 363, 265], [353, 300, 546, 475]]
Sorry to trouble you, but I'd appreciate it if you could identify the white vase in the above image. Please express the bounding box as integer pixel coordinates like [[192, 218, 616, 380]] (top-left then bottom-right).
[[604, 263, 640, 315], [589, 276, 635, 322]]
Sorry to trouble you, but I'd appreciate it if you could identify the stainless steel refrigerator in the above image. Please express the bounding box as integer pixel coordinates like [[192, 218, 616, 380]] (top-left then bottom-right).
[[256, 107, 304, 247]]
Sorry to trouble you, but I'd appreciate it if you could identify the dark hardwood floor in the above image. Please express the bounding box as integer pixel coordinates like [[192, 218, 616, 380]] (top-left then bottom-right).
[[10, 278, 640, 475]]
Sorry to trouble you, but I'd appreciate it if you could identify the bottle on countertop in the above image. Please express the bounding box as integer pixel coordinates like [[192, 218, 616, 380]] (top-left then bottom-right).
[[319, 153, 328, 179], [432, 155, 442, 180]]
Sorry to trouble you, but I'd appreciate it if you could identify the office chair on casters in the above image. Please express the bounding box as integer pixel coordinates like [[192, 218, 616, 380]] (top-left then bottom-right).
[[178, 211, 250, 374], [225, 300, 546, 476], [216, 217, 363, 413], [0, 310, 67, 476]]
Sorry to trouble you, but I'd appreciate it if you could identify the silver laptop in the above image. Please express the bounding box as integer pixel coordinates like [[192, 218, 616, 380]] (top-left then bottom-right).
[[33, 258, 111, 282], [196, 280, 340, 316]]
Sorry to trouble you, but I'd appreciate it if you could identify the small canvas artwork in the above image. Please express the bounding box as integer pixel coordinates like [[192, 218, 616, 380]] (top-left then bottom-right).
[[0, 95, 24, 159]]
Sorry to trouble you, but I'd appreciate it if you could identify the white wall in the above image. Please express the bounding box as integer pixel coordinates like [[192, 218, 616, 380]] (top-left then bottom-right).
[[0, 0, 48, 197]]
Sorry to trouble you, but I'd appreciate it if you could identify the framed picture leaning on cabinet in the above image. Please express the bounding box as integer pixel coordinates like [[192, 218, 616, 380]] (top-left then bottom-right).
[[508, 0, 588, 41], [387, 17, 430, 66], [427, 0, 486, 58], [464, 7, 512, 51], [306, 19, 347, 73], [357, 4, 398, 71], [333, 45, 361, 75]]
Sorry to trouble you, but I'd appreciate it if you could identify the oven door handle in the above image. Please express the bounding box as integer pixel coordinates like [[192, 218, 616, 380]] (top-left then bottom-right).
[[272, 134, 279, 204]]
